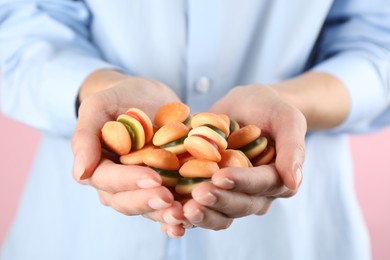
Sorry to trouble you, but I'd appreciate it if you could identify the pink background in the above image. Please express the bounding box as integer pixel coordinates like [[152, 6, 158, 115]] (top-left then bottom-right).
[[1, 113, 390, 259]]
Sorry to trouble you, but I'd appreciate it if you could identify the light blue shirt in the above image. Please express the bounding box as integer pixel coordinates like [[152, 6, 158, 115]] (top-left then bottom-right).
[[1, 0, 390, 259]]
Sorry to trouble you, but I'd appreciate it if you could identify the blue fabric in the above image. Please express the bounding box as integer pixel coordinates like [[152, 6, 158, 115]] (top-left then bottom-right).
[[1, 0, 390, 259]]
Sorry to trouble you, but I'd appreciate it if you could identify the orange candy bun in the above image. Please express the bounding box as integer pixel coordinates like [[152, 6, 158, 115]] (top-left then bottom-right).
[[252, 145, 276, 166], [143, 149, 180, 170], [183, 124, 229, 162], [218, 114, 230, 128], [143, 149, 180, 187], [227, 125, 270, 159], [154, 102, 191, 128], [218, 149, 252, 168], [101, 121, 132, 155], [243, 136, 268, 159], [125, 108, 154, 144], [179, 159, 219, 178], [191, 112, 230, 137], [184, 135, 221, 162], [117, 114, 145, 150], [188, 126, 227, 150], [227, 125, 261, 149], [120, 144, 156, 165], [153, 122, 189, 154]]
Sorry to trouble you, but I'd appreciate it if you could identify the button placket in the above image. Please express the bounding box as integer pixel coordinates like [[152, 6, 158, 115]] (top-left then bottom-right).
[[185, 0, 220, 111], [195, 77, 211, 93]]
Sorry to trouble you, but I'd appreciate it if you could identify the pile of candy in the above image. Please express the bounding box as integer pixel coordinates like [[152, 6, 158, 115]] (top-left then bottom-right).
[[101, 102, 275, 200]]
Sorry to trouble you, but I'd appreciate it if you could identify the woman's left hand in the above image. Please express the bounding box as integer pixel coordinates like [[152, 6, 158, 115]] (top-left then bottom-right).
[[161, 84, 307, 233]]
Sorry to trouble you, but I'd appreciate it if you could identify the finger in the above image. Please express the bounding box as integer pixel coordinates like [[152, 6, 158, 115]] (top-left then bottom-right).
[[192, 182, 273, 218], [183, 199, 233, 230], [97, 189, 110, 206], [143, 201, 186, 225], [212, 164, 288, 196], [71, 96, 116, 181], [212, 166, 300, 199], [97, 187, 174, 216], [268, 106, 306, 190], [160, 223, 186, 238], [82, 158, 162, 193]]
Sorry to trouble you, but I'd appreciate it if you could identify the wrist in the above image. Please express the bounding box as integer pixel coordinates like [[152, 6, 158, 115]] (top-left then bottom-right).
[[79, 69, 131, 102], [270, 72, 350, 130], [271, 83, 308, 122]]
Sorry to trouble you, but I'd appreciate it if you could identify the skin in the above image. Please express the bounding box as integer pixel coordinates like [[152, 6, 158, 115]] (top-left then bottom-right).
[[72, 69, 188, 236], [176, 72, 350, 232], [72, 69, 350, 237]]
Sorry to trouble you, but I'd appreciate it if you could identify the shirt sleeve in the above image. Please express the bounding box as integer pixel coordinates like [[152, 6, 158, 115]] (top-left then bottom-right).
[[0, 0, 120, 137], [311, 0, 390, 134]]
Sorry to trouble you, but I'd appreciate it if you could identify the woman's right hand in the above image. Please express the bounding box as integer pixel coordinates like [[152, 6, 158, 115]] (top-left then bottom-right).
[[71, 69, 187, 237]]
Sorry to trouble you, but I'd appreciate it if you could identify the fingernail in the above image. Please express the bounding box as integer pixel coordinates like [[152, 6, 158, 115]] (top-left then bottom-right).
[[167, 229, 181, 239], [194, 192, 217, 206], [295, 165, 303, 187], [163, 213, 181, 225], [148, 198, 171, 210], [137, 178, 160, 189], [73, 153, 86, 180], [213, 178, 235, 189], [184, 209, 204, 223]]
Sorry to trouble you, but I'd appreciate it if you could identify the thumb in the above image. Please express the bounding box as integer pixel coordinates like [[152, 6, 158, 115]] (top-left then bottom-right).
[[71, 98, 111, 181], [273, 113, 306, 190], [71, 127, 101, 182]]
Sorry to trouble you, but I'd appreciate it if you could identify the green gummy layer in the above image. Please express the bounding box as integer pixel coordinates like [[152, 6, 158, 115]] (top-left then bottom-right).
[[204, 124, 226, 139], [239, 137, 262, 153], [182, 115, 192, 127], [229, 118, 239, 134], [118, 119, 137, 148], [160, 136, 187, 149], [150, 167, 181, 178], [177, 177, 211, 185]]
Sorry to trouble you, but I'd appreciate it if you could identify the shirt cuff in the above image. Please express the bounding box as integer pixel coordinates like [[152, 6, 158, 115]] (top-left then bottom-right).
[[312, 52, 385, 133], [40, 52, 119, 136]]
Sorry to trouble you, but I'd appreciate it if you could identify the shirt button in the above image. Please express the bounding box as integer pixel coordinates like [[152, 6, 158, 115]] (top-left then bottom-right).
[[195, 77, 211, 93]]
